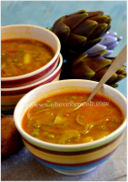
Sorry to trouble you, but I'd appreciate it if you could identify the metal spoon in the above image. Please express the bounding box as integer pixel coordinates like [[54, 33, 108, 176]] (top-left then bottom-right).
[[74, 45, 126, 111]]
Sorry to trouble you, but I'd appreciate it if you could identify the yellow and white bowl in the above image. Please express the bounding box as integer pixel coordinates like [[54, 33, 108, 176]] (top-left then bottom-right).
[[14, 80, 127, 175]]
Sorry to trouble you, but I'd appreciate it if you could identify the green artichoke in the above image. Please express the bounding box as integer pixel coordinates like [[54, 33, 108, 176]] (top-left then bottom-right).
[[52, 10, 111, 60], [71, 54, 126, 87], [51, 10, 126, 87]]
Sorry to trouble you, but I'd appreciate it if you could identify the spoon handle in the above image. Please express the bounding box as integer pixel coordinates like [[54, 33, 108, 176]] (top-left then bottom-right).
[[87, 45, 126, 102]]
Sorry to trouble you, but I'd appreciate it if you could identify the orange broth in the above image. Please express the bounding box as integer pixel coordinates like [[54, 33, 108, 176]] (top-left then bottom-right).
[[22, 92, 124, 144], [1, 39, 54, 77]]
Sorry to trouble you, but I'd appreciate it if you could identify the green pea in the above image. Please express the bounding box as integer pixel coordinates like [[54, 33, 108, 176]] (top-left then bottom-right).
[[13, 58, 18, 62], [72, 96, 77, 99], [34, 123, 41, 128], [2, 52, 5, 56], [1, 64, 6, 70], [46, 99, 52, 103], [17, 49, 23, 53], [48, 134, 55, 139], [98, 125, 106, 130], [18, 63, 23, 66], [32, 129, 39, 137], [43, 131, 48, 136]]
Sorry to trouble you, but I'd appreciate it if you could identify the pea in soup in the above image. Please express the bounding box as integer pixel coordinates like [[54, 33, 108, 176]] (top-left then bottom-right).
[[22, 92, 124, 144], [1, 38, 54, 77]]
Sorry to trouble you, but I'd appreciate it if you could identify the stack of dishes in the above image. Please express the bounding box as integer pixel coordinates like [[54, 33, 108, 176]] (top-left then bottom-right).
[[1, 25, 62, 112]]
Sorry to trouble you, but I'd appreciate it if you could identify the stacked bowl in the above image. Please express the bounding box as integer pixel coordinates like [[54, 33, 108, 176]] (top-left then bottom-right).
[[1, 25, 62, 113]]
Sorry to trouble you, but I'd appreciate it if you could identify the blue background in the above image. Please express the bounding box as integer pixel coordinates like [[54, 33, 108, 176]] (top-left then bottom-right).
[[1, 1, 127, 96]]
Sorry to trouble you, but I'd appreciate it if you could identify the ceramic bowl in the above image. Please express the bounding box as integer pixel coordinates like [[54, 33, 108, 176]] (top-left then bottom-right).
[[14, 80, 126, 175], [1, 24, 60, 88], [1, 54, 63, 113]]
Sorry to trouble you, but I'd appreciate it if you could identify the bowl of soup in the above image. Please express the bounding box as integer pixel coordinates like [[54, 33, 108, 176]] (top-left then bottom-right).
[[14, 80, 126, 175], [1, 54, 63, 113], [1, 24, 61, 88]]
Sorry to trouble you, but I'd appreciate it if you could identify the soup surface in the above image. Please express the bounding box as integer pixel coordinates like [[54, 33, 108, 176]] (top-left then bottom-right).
[[1, 39, 54, 77], [22, 92, 124, 144]]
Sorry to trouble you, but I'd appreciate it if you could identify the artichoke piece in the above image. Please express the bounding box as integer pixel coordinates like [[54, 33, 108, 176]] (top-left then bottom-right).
[[70, 9, 87, 16], [85, 37, 102, 50], [82, 136, 94, 143], [72, 54, 112, 79], [105, 24, 111, 33], [93, 64, 118, 83], [87, 31, 122, 57], [73, 20, 98, 37], [71, 54, 94, 79], [94, 66, 108, 80], [59, 130, 80, 144], [111, 84, 118, 88], [24, 54, 31, 64], [87, 11, 104, 17], [52, 9, 111, 60], [106, 73, 118, 83], [67, 33, 87, 49], [72, 62, 95, 79], [86, 44, 107, 56], [54, 115, 67, 124], [94, 62, 126, 86], [84, 56, 112, 72], [107, 74, 126, 85], [89, 23, 108, 39], [116, 66, 126, 75], [52, 9, 126, 87], [52, 19, 70, 43], [72, 53, 88, 65], [89, 15, 111, 24], [64, 12, 88, 30]]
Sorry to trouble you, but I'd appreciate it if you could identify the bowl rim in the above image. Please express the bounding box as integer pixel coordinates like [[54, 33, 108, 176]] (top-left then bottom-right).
[[2, 54, 63, 91], [14, 79, 127, 151], [1, 24, 61, 81]]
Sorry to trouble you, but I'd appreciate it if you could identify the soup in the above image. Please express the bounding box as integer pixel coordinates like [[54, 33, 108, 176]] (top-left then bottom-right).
[[1, 39, 54, 77], [22, 92, 124, 144]]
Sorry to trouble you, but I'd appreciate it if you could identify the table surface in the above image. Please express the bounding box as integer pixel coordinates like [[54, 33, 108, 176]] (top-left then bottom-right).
[[1, 1, 127, 181]]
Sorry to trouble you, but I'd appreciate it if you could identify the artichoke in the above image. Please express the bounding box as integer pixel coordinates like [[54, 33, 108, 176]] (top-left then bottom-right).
[[71, 54, 126, 87], [51, 10, 126, 87], [52, 10, 111, 60]]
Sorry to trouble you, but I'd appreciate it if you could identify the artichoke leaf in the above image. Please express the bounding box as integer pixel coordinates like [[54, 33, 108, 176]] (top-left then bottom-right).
[[87, 11, 104, 18], [73, 20, 98, 37], [64, 12, 88, 30], [52, 20, 70, 43], [89, 15, 111, 24], [84, 37, 102, 50], [82, 56, 112, 72], [89, 23, 108, 39], [67, 33, 87, 49], [72, 62, 95, 79]]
